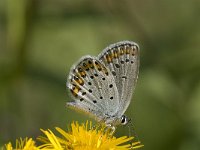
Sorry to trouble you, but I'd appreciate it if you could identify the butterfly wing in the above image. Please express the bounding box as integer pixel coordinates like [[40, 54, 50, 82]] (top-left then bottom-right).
[[98, 41, 140, 116], [66, 56, 120, 122]]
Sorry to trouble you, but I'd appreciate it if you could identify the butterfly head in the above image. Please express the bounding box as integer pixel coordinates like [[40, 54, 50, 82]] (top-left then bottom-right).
[[106, 114, 129, 126]]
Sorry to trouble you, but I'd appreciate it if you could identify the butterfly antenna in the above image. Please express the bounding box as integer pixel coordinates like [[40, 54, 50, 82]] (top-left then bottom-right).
[[127, 119, 141, 145]]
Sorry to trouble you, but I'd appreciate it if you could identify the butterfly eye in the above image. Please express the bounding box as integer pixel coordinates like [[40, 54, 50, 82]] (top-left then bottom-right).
[[121, 115, 128, 125]]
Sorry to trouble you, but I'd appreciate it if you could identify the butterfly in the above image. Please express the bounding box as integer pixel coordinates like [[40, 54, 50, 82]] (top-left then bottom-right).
[[66, 41, 140, 128]]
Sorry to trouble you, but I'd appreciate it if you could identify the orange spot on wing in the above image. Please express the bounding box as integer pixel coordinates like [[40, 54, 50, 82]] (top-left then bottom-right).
[[120, 47, 124, 55], [125, 46, 131, 54], [94, 61, 103, 71], [105, 54, 112, 63], [113, 50, 118, 58], [77, 67, 86, 78], [71, 85, 81, 97], [73, 75, 84, 86]]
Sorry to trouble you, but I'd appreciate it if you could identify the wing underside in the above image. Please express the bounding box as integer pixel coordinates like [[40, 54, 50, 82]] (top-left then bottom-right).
[[66, 56, 120, 121], [98, 41, 140, 115]]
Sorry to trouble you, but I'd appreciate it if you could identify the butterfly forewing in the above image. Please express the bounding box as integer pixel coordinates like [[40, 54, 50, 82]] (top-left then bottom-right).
[[98, 41, 140, 115], [67, 56, 120, 121]]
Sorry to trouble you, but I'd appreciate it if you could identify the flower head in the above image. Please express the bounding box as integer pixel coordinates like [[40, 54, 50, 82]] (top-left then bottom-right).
[[2, 121, 143, 150], [3, 137, 38, 150], [38, 121, 143, 150]]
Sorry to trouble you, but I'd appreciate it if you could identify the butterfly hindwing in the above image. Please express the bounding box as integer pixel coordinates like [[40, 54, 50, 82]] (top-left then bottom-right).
[[67, 56, 120, 121]]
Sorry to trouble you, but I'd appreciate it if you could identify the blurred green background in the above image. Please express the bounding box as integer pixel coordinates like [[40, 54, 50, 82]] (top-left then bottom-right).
[[1, 0, 200, 149]]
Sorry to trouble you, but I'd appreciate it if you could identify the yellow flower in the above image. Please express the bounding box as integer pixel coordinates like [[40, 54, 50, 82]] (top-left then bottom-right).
[[3, 137, 38, 150], [38, 121, 143, 150]]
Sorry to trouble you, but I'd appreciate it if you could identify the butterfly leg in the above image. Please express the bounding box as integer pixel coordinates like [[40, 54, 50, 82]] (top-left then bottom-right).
[[105, 124, 116, 135]]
